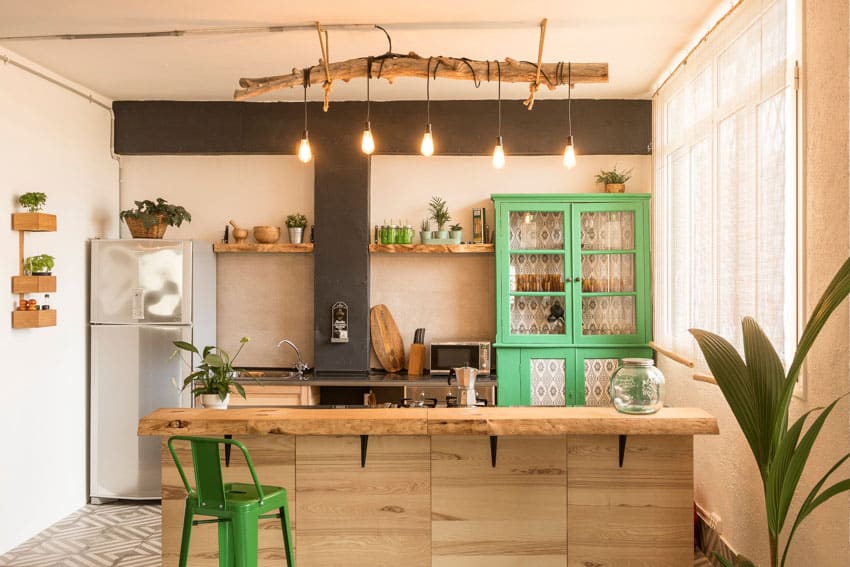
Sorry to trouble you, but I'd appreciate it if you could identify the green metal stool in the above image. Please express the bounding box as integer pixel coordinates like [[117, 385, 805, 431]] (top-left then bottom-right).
[[167, 435, 295, 567]]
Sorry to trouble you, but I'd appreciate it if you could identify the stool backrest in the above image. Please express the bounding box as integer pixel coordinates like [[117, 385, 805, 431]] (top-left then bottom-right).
[[167, 436, 266, 510]]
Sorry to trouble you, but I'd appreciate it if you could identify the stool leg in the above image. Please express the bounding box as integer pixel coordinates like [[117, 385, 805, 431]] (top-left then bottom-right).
[[218, 518, 234, 567], [279, 503, 295, 566], [231, 510, 259, 567], [178, 501, 193, 567]]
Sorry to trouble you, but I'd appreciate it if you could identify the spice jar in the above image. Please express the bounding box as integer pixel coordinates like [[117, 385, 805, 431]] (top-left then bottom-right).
[[609, 358, 665, 414]]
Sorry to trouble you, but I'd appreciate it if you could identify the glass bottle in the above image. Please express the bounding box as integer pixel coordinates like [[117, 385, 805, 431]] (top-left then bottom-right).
[[609, 358, 665, 414]]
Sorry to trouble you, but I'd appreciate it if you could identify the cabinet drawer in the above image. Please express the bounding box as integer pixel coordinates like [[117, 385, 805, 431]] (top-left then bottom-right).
[[229, 385, 320, 406]]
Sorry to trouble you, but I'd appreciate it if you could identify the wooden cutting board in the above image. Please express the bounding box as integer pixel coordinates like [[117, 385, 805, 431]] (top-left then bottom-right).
[[370, 304, 405, 372]]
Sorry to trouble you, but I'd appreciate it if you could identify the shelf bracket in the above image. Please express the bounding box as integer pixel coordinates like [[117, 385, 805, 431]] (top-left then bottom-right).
[[618, 434, 627, 468], [360, 435, 369, 468], [225, 434, 233, 467], [490, 436, 498, 468]]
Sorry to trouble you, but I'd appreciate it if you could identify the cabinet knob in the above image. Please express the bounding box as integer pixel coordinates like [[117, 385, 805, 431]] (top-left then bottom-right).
[[573, 276, 581, 282]]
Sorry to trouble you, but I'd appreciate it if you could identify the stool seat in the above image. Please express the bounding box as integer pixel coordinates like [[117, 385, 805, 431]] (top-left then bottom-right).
[[168, 435, 295, 567]]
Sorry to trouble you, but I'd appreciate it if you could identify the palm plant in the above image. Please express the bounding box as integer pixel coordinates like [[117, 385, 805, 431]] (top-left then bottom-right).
[[690, 257, 850, 567]]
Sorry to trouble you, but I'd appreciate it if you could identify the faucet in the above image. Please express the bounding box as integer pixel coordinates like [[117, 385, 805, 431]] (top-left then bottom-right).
[[276, 339, 310, 379]]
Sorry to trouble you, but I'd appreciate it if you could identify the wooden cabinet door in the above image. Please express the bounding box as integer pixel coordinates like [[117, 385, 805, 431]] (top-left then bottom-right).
[[228, 384, 320, 406]]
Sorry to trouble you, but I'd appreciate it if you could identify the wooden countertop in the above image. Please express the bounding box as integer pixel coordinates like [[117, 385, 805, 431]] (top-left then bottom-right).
[[139, 407, 718, 437]]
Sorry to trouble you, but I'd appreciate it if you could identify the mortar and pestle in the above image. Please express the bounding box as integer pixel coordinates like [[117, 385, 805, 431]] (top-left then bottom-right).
[[229, 220, 249, 244]]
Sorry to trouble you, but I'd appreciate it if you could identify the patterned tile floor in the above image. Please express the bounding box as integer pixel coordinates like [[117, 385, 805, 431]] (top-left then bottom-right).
[[1, 502, 714, 566]]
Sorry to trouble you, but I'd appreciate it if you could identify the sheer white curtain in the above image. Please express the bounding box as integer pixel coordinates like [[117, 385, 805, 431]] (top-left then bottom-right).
[[654, 0, 797, 366]]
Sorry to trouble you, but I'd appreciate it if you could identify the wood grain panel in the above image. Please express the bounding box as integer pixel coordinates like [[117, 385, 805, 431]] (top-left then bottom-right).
[[229, 384, 320, 406], [567, 435, 693, 567], [212, 242, 313, 253], [161, 435, 295, 567], [369, 243, 494, 254], [296, 436, 431, 566], [11, 212, 57, 231], [431, 436, 567, 566], [12, 275, 56, 293]]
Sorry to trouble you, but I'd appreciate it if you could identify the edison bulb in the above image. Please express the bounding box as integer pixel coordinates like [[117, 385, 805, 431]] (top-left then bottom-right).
[[492, 136, 505, 169], [563, 136, 576, 169], [361, 124, 375, 155], [420, 125, 434, 157], [298, 131, 312, 163]]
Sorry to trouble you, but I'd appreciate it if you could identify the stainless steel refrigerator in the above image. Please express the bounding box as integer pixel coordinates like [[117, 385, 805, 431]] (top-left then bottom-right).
[[89, 239, 215, 501]]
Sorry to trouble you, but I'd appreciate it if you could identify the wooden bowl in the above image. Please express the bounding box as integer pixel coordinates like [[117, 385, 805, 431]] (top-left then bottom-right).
[[232, 228, 248, 243], [253, 225, 280, 244]]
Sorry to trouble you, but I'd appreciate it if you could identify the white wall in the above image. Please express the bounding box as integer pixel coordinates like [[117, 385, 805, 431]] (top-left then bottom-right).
[[120, 156, 315, 367], [0, 49, 119, 553], [370, 155, 650, 367]]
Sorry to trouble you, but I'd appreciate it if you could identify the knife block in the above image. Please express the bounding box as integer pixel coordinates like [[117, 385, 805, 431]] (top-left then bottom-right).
[[407, 344, 426, 376]]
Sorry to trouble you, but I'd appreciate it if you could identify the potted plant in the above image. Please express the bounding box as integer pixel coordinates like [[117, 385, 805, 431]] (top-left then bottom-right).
[[420, 218, 431, 243], [18, 192, 47, 212], [595, 166, 633, 193], [429, 196, 451, 239], [690, 256, 850, 567], [24, 254, 55, 275], [173, 337, 250, 409], [285, 213, 308, 244], [450, 223, 463, 242], [120, 198, 192, 239]]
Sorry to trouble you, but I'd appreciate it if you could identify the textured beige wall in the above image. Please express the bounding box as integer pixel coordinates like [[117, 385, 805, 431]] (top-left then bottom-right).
[[661, 1, 850, 564]]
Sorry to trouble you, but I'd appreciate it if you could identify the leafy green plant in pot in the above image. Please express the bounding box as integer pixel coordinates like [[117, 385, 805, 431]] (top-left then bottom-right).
[[173, 337, 250, 409], [285, 213, 308, 244], [690, 256, 850, 567], [18, 192, 47, 212], [429, 196, 451, 239], [595, 166, 633, 193], [24, 254, 55, 275], [120, 198, 191, 239], [420, 218, 432, 243], [449, 223, 463, 242]]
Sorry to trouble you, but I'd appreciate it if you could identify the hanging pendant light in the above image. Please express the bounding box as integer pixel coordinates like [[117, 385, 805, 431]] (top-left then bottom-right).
[[298, 81, 312, 163], [563, 62, 576, 169], [492, 60, 505, 169], [421, 57, 435, 157], [361, 58, 375, 155]]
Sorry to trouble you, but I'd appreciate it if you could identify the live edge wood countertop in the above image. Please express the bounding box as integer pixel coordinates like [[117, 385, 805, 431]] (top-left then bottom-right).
[[138, 406, 718, 437]]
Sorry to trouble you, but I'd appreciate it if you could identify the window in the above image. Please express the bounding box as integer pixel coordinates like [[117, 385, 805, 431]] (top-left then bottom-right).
[[653, 0, 798, 367]]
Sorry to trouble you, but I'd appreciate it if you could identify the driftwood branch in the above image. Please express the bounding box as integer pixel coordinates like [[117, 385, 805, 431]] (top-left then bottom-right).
[[234, 53, 608, 101]]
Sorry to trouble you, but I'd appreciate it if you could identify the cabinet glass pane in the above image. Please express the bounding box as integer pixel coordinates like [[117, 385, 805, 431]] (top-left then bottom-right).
[[530, 358, 566, 406], [580, 254, 635, 292], [580, 211, 635, 250], [510, 254, 564, 292], [581, 296, 636, 335], [510, 211, 564, 250], [511, 296, 567, 335], [584, 358, 618, 407]]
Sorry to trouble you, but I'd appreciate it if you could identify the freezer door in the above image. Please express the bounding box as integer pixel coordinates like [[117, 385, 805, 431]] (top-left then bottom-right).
[[91, 239, 192, 324], [90, 324, 192, 500]]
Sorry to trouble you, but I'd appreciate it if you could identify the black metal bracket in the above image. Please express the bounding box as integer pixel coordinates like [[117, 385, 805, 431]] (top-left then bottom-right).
[[360, 435, 369, 468], [225, 434, 233, 468], [490, 436, 498, 468], [618, 435, 627, 468]]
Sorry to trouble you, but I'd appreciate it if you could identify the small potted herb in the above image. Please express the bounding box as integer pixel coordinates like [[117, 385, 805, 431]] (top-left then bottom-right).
[[285, 213, 308, 244], [173, 337, 250, 409], [24, 254, 55, 276], [120, 198, 191, 238], [449, 223, 463, 242], [420, 219, 432, 243], [18, 192, 47, 212], [428, 196, 451, 239], [595, 166, 633, 193]]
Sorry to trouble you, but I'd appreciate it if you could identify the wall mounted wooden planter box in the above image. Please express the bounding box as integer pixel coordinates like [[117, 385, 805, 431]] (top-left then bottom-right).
[[11, 213, 57, 232], [12, 309, 56, 328], [213, 243, 314, 254], [12, 275, 57, 293], [369, 243, 494, 254]]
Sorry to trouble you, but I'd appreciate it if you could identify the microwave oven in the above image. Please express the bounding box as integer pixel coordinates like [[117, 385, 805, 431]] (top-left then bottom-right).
[[429, 341, 491, 375]]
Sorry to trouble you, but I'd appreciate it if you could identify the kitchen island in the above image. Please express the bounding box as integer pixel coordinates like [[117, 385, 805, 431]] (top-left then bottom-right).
[[139, 407, 718, 566]]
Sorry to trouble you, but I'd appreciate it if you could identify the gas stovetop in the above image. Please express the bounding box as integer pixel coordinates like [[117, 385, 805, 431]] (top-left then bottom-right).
[[398, 396, 489, 408]]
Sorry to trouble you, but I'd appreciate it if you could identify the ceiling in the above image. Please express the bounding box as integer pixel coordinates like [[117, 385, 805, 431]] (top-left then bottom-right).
[[0, 0, 726, 102]]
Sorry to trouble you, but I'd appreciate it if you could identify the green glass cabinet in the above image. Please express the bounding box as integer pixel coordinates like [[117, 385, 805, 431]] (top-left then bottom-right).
[[492, 194, 652, 406]]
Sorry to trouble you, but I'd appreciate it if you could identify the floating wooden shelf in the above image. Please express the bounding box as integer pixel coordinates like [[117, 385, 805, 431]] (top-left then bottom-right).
[[12, 309, 57, 328], [213, 242, 314, 254], [12, 275, 56, 293], [369, 243, 494, 254], [11, 213, 57, 232]]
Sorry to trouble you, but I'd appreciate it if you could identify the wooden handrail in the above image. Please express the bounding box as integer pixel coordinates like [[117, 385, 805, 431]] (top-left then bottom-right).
[[649, 341, 696, 368]]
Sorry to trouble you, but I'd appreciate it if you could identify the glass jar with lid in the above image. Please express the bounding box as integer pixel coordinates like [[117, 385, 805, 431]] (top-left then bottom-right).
[[609, 358, 665, 414]]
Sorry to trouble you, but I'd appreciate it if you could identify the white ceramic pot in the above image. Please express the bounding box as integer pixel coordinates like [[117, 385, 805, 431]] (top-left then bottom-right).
[[200, 393, 229, 409], [288, 227, 304, 244]]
